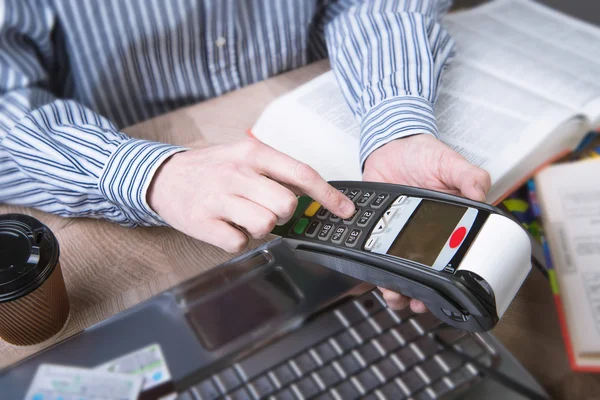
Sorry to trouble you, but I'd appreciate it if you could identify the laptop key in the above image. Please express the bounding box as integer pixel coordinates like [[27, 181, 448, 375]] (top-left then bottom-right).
[[333, 381, 360, 400], [273, 363, 297, 386], [355, 369, 380, 393], [334, 331, 360, 352], [354, 320, 378, 341], [313, 392, 335, 400], [249, 375, 275, 398], [217, 367, 243, 392], [395, 346, 420, 369], [448, 365, 478, 388], [226, 387, 252, 400], [399, 369, 427, 394], [431, 378, 453, 398], [371, 311, 396, 331], [380, 381, 407, 399], [356, 341, 383, 365], [361, 394, 379, 400], [193, 379, 220, 399], [315, 364, 343, 387], [376, 331, 402, 353], [271, 388, 297, 400], [294, 352, 318, 374], [419, 358, 446, 383], [373, 358, 402, 381], [394, 323, 419, 344], [316, 341, 339, 362], [454, 336, 484, 358], [413, 336, 443, 359], [176, 392, 194, 400], [295, 376, 321, 398], [338, 353, 362, 376], [412, 389, 435, 400], [436, 350, 463, 371], [336, 301, 365, 326]]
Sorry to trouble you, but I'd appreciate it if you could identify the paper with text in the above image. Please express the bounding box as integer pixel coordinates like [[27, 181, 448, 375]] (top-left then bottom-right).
[[536, 160, 600, 359]]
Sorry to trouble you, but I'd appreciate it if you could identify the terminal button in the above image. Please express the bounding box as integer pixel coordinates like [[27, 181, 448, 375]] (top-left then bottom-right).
[[305, 220, 321, 237], [331, 226, 348, 244], [293, 218, 309, 235], [357, 210, 375, 227], [304, 201, 321, 217], [318, 223, 335, 240], [371, 193, 389, 208], [364, 236, 378, 251], [316, 207, 330, 219], [392, 195, 407, 206], [356, 191, 374, 206], [383, 208, 396, 223], [372, 220, 386, 235], [347, 189, 362, 202], [449, 227, 467, 248], [345, 229, 362, 247]]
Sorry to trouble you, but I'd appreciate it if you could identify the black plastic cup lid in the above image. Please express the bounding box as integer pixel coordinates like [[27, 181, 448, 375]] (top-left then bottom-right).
[[0, 214, 59, 303]]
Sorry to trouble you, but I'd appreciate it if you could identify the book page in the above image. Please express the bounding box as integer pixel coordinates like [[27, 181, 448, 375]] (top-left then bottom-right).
[[434, 61, 579, 202], [536, 160, 600, 356], [443, 21, 600, 114], [251, 71, 362, 182], [446, 0, 600, 123], [457, 13, 600, 85], [487, 0, 600, 58]]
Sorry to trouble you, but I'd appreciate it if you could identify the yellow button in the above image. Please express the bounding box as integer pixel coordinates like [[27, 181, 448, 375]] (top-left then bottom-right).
[[304, 201, 321, 217]]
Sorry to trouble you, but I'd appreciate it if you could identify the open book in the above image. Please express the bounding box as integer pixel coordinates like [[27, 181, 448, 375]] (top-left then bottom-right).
[[535, 159, 600, 371], [250, 0, 600, 205]]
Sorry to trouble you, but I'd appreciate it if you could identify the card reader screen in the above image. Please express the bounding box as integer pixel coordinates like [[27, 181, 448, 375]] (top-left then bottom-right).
[[386, 200, 466, 266]]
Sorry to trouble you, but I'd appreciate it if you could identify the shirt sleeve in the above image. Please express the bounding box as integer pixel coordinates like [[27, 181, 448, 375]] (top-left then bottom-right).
[[0, 1, 186, 227], [322, 0, 455, 167]]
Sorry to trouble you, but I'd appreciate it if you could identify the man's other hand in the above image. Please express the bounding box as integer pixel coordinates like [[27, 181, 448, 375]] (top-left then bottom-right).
[[363, 134, 492, 313], [148, 138, 355, 252]]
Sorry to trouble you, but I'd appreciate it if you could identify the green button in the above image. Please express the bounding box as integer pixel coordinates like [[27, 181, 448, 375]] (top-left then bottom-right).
[[293, 218, 310, 235]]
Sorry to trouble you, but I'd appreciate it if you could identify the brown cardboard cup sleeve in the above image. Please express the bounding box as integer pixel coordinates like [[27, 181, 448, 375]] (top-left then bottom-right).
[[0, 214, 70, 346]]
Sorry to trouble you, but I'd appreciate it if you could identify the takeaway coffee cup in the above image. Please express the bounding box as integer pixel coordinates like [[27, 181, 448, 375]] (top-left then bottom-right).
[[0, 214, 70, 346]]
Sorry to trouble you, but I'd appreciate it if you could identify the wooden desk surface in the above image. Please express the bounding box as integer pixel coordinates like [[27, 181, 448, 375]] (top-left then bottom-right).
[[0, 60, 598, 399]]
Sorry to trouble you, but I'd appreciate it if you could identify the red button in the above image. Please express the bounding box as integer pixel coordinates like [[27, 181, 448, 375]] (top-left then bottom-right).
[[449, 227, 467, 248]]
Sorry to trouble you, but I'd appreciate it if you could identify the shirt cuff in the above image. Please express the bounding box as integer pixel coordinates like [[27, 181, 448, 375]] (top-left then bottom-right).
[[359, 95, 439, 168], [99, 138, 188, 226]]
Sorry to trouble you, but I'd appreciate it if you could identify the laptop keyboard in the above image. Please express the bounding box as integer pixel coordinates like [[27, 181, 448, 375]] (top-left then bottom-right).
[[178, 290, 495, 400]]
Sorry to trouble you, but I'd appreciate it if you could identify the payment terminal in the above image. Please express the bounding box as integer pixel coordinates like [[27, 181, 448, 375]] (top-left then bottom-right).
[[272, 181, 532, 332]]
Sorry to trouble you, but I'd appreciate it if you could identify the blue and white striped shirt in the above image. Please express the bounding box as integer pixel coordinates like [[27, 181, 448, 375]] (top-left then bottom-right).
[[0, 0, 454, 227]]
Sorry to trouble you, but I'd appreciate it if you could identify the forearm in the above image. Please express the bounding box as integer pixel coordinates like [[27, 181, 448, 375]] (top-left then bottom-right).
[[0, 90, 186, 226], [324, 0, 455, 165]]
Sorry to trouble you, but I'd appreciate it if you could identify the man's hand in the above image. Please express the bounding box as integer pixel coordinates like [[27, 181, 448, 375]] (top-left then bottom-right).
[[148, 138, 355, 252], [363, 134, 492, 313]]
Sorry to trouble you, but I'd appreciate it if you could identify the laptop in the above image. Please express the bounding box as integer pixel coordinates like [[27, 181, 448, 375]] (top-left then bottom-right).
[[0, 238, 548, 399]]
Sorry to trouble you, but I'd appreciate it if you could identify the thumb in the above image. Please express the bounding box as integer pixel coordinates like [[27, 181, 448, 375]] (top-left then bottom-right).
[[444, 155, 491, 202]]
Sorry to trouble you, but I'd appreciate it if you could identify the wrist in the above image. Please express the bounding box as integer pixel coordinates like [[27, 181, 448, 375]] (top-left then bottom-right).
[[147, 151, 180, 217], [99, 138, 188, 226], [359, 96, 439, 168]]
